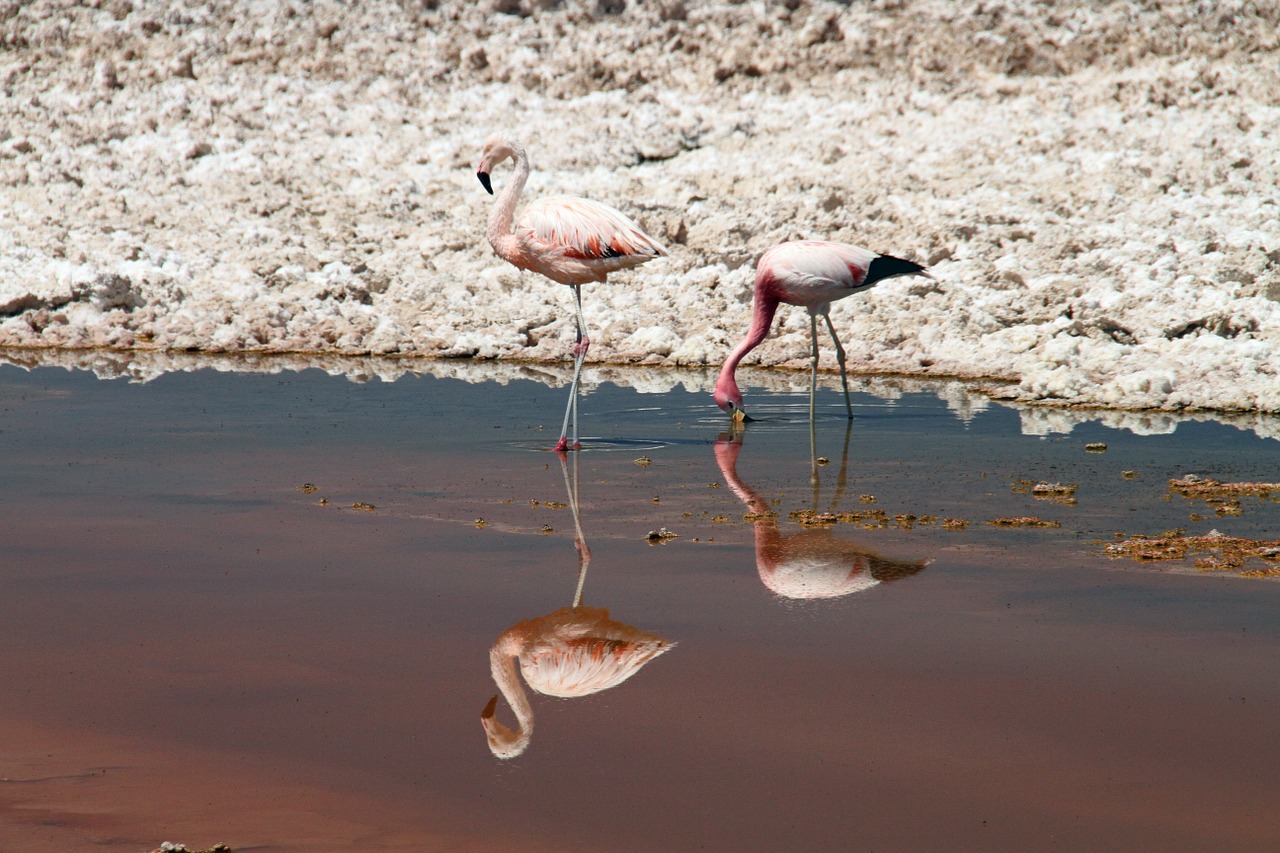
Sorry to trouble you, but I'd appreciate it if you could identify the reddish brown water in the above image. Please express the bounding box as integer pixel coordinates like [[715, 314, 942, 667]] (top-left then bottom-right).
[[1, 364, 1278, 851]]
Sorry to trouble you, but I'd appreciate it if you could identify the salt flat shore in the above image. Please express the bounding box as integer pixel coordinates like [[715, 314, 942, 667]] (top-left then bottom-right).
[[1, 0, 1277, 412]]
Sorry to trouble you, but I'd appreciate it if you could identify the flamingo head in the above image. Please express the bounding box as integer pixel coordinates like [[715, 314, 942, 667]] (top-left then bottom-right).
[[476, 133, 521, 196], [713, 376, 750, 423], [481, 694, 530, 760]]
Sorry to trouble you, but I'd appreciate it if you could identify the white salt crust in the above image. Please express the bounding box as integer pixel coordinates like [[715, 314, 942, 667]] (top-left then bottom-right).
[[1, 1, 1277, 413]]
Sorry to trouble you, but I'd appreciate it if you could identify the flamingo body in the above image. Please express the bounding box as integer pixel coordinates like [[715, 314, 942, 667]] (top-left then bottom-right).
[[755, 241, 884, 310], [476, 133, 666, 450], [715, 240, 930, 419], [513, 196, 666, 284]]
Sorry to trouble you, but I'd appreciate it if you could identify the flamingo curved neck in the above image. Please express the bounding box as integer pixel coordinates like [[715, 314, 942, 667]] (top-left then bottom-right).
[[716, 291, 779, 405], [487, 641, 534, 756], [487, 146, 530, 264]]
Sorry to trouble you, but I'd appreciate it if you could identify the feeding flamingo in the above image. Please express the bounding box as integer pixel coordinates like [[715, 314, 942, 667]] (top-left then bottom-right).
[[481, 451, 672, 759], [476, 133, 668, 451], [714, 241, 931, 422]]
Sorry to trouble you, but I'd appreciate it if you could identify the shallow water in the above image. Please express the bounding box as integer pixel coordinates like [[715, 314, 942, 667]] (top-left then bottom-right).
[[2, 361, 1279, 852]]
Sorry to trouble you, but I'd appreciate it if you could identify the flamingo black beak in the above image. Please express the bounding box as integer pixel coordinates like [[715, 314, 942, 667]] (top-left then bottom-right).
[[477, 172, 493, 195], [730, 404, 753, 424]]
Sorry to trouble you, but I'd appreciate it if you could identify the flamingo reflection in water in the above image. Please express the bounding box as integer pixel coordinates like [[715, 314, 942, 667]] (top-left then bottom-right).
[[481, 451, 673, 759], [714, 422, 929, 600]]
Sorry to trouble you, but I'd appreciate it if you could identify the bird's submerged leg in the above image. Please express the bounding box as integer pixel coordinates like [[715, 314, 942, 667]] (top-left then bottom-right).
[[556, 285, 589, 451], [558, 449, 591, 607], [823, 313, 854, 420]]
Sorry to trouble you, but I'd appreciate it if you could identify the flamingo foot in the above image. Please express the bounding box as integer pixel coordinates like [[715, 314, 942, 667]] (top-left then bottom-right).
[[554, 436, 571, 452]]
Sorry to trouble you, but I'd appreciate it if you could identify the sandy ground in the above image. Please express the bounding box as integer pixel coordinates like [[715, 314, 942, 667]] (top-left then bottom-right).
[[2, 0, 1278, 412]]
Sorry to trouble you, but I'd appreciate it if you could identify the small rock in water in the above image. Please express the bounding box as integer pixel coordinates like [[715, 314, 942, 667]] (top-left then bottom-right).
[[646, 527, 678, 543]]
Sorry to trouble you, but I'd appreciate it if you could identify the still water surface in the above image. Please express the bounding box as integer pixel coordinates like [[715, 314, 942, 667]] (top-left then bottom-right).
[[1, 361, 1278, 851]]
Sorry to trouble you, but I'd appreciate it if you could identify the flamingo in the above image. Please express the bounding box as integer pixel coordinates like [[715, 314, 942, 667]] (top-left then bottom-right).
[[481, 451, 672, 759], [714, 424, 929, 600], [476, 133, 668, 451], [714, 241, 931, 422]]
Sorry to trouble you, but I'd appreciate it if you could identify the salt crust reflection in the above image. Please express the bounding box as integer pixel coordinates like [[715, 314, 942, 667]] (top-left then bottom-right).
[[3, 349, 1280, 441], [480, 451, 672, 760], [715, 422, 929, 601]]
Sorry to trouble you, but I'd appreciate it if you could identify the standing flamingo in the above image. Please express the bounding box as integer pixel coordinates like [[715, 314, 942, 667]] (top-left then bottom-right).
[[714, 241, 931, 422], [476, 133, 668, 451], [481, 451, 672, 759]]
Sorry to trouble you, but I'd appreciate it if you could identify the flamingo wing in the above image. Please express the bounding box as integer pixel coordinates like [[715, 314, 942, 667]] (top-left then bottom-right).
[[766, 241, 877, 290], [518, 196, 668, 262]]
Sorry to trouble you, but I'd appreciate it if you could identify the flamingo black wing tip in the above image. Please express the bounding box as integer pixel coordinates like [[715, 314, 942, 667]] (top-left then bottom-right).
[[866, 254, 928, 286]]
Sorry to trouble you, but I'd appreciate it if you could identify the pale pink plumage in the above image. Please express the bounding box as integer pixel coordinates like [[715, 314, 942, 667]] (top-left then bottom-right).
[[714, 240, 931, 420], [517, 196, 665, 281], [476, 133, 666, 450]]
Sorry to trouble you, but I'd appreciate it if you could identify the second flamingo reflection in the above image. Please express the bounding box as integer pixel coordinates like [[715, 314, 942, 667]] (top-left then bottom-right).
[[715, 241, 932, 422], [476, 133, 668, 451]]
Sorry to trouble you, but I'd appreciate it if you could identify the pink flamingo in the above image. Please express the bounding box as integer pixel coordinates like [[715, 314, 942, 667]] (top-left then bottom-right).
[[714, 241, 931, 422], [481, 451, 672, 759], [476, 133, 668, 451]]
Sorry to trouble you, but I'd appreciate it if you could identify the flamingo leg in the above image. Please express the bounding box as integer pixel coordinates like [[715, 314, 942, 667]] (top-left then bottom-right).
[[556, 285, 589, 451], [809, 385, 820, 495], [823, 313, 854, 419], [808, 313, 820, 428]]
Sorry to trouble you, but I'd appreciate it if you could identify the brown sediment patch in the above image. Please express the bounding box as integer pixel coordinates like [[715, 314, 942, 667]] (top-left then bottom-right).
[[788, 509, 949, 531], [1169, 475, 1280, 498], [791, 510, 841, 528], [791, 508, 887, 529], [1168, 475, 1280, 517], [1241, 567, 1280, 579], [988, 516, 1061, 528], [1105, 530, 1280, 578], [788, 507, 962, 527], [1012, 480, 1078, 504], [1031, 482, 1078, 497]]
